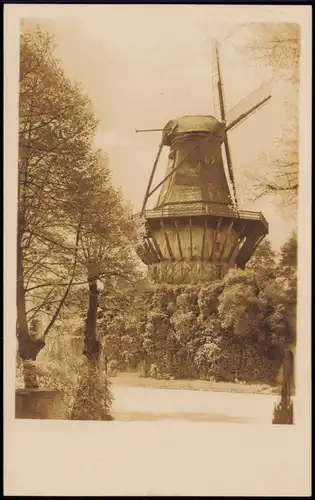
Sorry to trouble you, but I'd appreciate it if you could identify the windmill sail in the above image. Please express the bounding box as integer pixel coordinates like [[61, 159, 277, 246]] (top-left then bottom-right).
[[226, 80, 272, 132], [211, 41, 221, 118], [212, 40, 239, 209]]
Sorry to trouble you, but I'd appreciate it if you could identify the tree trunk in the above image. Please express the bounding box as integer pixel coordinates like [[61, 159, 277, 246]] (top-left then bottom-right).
[[21, 360, 39, 388], [16, 219, 45, 388], [71, 274, 113, 420], [83, 277, 100, 361]]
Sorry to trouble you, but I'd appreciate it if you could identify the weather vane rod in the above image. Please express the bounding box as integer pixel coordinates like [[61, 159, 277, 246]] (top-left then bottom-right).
[[135, 128, 164, 133]]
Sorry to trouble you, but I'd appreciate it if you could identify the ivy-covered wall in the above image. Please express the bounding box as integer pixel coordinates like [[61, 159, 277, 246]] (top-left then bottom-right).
[[101, 237, 297, 385]]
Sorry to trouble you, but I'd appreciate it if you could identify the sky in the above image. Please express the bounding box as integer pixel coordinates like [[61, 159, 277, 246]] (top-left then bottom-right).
[[23, 6, 298, 250]]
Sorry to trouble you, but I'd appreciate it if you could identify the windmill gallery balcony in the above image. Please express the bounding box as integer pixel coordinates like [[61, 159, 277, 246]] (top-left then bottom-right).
[[144, 201, 269, 230], [136, 201, 268, 284]]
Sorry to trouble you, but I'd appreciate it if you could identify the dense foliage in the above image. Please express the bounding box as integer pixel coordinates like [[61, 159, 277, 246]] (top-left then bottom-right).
[[100, 235, 297, 385]]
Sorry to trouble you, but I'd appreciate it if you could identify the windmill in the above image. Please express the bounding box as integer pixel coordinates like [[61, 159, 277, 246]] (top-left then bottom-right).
[[135, 40, 271, 285]]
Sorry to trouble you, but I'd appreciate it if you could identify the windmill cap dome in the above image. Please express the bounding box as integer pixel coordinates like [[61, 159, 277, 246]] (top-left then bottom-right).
[[163, 115, 225, 145]]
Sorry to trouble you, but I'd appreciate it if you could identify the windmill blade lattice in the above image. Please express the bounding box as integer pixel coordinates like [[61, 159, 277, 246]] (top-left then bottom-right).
[[226, 80, 272, 132], [211, 41, 221, 118], [212, 40, 239, 209]]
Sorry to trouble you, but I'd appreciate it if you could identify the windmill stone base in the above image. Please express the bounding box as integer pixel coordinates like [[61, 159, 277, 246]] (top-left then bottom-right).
[[148, 260, 232, 285]]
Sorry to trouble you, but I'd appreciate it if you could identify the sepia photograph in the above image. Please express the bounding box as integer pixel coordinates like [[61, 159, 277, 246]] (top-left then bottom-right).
[[4, 4, 312, 497]]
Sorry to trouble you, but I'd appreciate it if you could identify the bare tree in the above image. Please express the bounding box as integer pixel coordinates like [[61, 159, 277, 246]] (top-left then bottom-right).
[[245, 23, 300, 83], [252, 102, 298, 207], [241, 23, 300, 208]]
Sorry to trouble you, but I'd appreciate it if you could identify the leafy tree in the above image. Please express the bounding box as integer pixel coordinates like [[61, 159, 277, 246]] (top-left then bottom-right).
[[98, 278, 148, 375], [218, 277, 263, 338], [277, 231, 297, 348], [279, 230, 297, 268], [67, 153, 141, 419], [246, 238, 277, 279], [216, 269, 282, 383], [17, 26, 97, 387], [273, 231, 297, 423], [17, 26, 142, 423]]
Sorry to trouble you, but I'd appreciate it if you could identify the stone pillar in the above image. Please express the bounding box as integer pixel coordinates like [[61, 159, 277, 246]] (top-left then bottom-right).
[[15, 388, 66, 419]]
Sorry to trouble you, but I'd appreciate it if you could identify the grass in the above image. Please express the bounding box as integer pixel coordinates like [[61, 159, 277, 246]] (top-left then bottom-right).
[[111, 372, 281, 395]]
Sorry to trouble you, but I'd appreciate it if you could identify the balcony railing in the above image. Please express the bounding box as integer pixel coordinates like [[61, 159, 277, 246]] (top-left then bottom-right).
[[142, 203, 269, 231]]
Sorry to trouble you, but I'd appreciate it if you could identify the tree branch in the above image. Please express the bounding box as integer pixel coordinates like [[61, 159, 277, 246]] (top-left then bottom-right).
[[42, 218, 83, 339]]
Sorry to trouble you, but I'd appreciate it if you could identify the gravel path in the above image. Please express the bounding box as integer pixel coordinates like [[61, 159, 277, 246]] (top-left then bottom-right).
[[111, 385, 285, 423]]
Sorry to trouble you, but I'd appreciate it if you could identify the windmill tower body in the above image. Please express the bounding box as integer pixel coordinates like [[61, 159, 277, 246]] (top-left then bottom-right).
[[136, 44, 270, 285]]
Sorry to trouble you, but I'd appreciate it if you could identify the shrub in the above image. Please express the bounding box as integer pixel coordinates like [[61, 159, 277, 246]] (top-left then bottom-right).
[[70, 360, 114, 420], [107, 359, 118, 376], [36, 357, 85, 419], [272, 399, 293, 424]]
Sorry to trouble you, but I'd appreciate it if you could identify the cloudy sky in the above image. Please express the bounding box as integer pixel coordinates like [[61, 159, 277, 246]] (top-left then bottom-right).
[[23, 5, 299, 250]]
